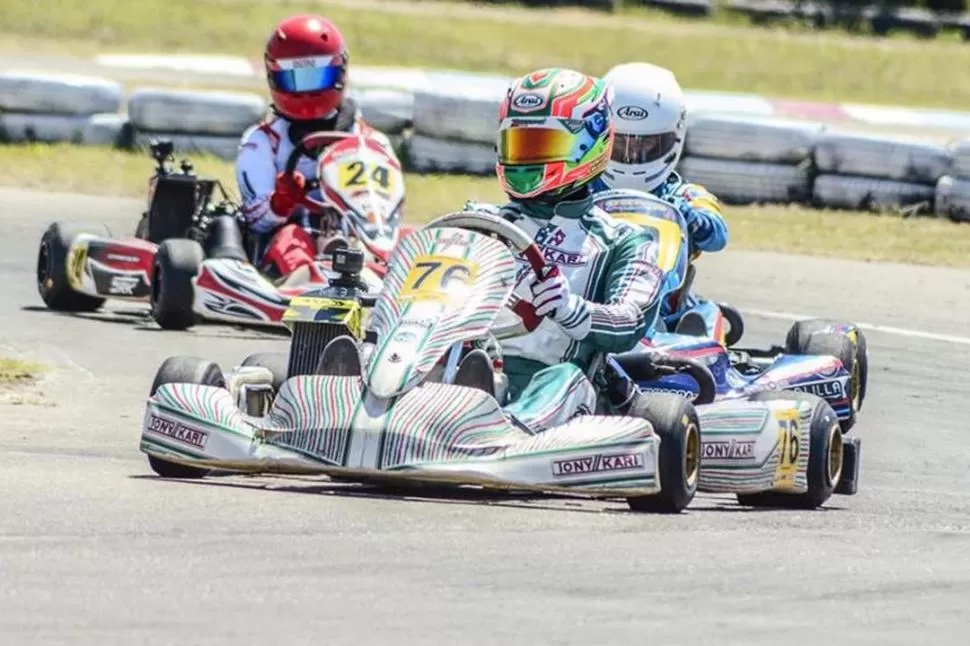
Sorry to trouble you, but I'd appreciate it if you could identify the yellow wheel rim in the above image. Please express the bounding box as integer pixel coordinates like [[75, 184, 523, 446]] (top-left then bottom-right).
[[684, 422, 700, 489]]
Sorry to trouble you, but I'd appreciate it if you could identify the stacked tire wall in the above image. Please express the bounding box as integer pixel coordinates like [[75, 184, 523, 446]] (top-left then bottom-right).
[[1, 69, 969, 220]]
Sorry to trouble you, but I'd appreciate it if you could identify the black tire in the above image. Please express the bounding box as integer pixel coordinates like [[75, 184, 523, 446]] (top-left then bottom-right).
[[717, 301, 745, 346], [625, 392, 701, 514], [240, 351, 288, 392], [147, 356, 226, 479], [151, 238, 204, 330], [453, 349, 495, 398], [785, 318, 868, 432], [135, 212, 149, 239], [736, 391, 843, 510], [36, 221, 110, 312], [316, 336, 362, 376]]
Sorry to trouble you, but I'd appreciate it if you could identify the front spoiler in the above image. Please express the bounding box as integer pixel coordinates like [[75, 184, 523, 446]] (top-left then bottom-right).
[[139, 376, 664, 498]]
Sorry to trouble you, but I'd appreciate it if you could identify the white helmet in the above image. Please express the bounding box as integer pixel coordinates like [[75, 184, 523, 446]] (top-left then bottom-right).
[[600, 62, 687, 193]]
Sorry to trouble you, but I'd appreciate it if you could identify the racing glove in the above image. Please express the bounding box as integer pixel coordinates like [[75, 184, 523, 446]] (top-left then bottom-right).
[[528, 265, 583, 327], [269, 171, 307, 219]]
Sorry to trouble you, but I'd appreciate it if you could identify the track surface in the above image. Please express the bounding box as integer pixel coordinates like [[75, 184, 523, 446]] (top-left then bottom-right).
[[2, 188, 970, 644]]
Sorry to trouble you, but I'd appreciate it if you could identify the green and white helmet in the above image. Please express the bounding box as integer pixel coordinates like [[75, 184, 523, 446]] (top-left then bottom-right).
[[495, 68, 614, 200]]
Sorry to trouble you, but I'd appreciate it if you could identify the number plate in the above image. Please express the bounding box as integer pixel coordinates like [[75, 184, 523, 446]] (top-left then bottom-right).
[[398, 254, 479, 303]]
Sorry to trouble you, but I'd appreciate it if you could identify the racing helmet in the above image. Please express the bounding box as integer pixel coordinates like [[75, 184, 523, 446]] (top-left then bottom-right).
[[264, 14, 349, 122], [599, 62, 687, 193], [496, 68, 614, 201]]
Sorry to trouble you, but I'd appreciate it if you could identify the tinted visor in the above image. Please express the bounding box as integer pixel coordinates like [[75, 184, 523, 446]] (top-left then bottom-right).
[[499, 127, 576, 165], [270, 65, 344, 93], [611, 132, 679, 165]]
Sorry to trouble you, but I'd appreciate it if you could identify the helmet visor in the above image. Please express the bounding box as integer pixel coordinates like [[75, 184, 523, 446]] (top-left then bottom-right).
[[499, 126, 577, 165], [611, 132, 679, 165], [270, 65, 343, 93]]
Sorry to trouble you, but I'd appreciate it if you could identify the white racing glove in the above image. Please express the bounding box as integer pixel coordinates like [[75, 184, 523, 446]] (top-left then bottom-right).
[[529, 265, 583, 325]]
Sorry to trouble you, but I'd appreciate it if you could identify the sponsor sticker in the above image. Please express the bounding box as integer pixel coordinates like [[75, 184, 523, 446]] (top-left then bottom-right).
[[512, 93, 544, 110], [617, 105, 649, 121], [552, 452, 645, 477], [701, 439, 755, 460], [789, 379, 844, 399], [146, 414, 209, 449], [108, 274, 140, 296]]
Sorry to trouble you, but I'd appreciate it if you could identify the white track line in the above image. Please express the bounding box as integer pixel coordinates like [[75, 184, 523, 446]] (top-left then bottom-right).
[[744, 308, 970, 346]]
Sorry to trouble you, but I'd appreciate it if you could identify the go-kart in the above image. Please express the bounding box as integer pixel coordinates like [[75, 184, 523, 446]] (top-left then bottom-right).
[[593, 189, 868, 435], [138, 210, 856, 512], [36, 131, 406, 331]]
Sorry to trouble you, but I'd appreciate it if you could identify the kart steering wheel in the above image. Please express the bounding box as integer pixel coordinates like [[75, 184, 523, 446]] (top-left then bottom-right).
[[425, 210, 548, 335], [282, 130, 358, 213]]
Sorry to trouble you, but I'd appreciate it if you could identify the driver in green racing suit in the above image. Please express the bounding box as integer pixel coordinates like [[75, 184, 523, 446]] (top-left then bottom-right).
[[465, 68, 667, 430]]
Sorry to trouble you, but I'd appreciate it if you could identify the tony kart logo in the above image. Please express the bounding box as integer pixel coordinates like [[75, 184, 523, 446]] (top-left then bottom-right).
[[146, 414, 209, 449], [701, 439, 755, 460], [552, 452, 645, 477]]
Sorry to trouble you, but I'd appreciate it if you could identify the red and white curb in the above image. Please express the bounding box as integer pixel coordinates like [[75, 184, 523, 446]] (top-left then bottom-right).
[[92, 53, 970, 134]]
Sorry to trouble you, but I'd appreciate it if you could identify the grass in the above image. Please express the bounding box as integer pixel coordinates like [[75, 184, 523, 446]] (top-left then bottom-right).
[[2, 142, 970, 268], [5, 0, 970, 109], [0, 358, 46, 388]]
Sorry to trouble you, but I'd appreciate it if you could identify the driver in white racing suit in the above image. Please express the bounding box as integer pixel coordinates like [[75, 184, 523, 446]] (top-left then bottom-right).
[[590, 62, 729, 336], [235, 13, 397, 280], [466, 68, 668, 428]]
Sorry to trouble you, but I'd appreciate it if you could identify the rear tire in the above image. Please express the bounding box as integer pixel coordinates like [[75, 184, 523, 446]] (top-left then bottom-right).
[[785, 318, 867, 432], [151, 238, 204, 330], [625, 392, 701, 514], [147, 356, 226, 479], [736, 391, 843, 509], [36, 221, 110, 312], [316, 336, 362, 377], [453, 349, 495, 398]]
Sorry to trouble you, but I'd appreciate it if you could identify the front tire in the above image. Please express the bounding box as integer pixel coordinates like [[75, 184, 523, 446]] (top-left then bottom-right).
[[146, 356, 226, 479], [151, 238, 204, 330], [36, 221, 110, 312], [736, 391, 843, 509], [717, 301, 745, 346], [625, 392, 701, 514]]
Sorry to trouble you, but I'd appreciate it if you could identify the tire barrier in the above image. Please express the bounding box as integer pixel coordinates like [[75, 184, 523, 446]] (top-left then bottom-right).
[[127, 88, 267, 136], [403, 134, 496, 175], [813, 131, 952, 184], [348, 88, 413, 136], [684, 115, 824, 164], [676, 157, 813, 205], [0, 71, 123, 116], [2, 67, 970, 221], [934, 176, 970, 222], [949, 137, 970, 180], [812, 175, 936, 215]]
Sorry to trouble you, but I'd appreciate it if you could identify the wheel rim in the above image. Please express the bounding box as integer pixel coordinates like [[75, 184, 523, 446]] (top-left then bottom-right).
[[684, 421, 701, 489], [849, 345, 862, 411], [827, 422, 844, 486]]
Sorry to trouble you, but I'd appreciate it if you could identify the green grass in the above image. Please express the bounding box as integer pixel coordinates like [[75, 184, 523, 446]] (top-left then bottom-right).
[[3, 142, 970, 268], [0, 358, 46, 387], [6, 0, 970, 108]]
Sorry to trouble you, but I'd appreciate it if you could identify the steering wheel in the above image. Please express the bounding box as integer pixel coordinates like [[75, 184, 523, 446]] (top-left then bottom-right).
[[282, 130, 358, 213], [424, 210, 548, 336]]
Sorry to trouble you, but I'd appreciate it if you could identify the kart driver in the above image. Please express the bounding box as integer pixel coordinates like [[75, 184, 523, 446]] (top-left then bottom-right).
[[235, 13, 398, 280], [590, 62, 729, 333], [466, 68, 667, 427]]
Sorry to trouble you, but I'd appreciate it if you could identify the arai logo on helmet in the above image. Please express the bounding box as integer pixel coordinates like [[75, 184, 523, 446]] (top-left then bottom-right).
[[512, 93, 544, 110], [617, 105, 649, 121]]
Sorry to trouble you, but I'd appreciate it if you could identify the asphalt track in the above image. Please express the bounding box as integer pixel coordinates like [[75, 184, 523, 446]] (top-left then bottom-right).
[[2, 187, 970, 644]]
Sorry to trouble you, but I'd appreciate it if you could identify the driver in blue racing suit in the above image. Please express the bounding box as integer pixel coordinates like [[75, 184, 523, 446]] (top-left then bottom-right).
[[590, 62, 729, 339]]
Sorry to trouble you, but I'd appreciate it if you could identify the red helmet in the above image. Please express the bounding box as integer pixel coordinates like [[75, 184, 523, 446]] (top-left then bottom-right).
[[264, 14, 349, 121]]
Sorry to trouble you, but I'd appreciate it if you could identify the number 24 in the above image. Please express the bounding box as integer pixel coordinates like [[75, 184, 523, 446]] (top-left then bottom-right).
[[344, 160, 391, 191]]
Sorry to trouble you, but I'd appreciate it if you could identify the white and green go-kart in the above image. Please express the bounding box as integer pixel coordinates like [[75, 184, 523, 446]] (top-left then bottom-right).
[[139, 211, 846, 513]]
